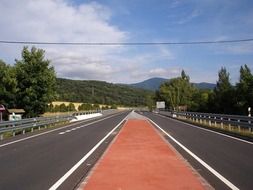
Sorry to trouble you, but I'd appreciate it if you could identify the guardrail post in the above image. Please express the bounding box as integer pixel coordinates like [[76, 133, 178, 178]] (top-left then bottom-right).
[[31, 128, 34, 132], [238, 120, 241, 132], [249, 121, 252, 133], [23, 130, 25, 134], [214, 117, 217, 127], [228, 118, 231, 131], [209, 116, 211, 126], [200, 115, 202, 124], [12, 131, 15, 137], [221, 118, 223, 129], [0, 134, 3, 140]]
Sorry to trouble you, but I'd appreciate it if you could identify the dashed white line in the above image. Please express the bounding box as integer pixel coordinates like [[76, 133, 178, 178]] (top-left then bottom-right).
[[148, 118, 240, 190], [49, 113, 129, 190], [0, 111, 126, 148]]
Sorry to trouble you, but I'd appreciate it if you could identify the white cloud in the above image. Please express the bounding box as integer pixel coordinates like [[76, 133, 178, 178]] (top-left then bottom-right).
[[0, 0, 179, 83], [0, 0, 129, 81]]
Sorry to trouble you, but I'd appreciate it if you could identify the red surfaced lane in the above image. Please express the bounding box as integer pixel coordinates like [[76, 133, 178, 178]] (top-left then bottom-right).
[[83, 119, 207, 190]]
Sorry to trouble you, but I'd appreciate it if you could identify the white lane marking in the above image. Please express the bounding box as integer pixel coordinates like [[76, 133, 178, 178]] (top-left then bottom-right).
[[157, 113, 253, 145], [148, 118, 240, 190], [57, 115, 115, 135], [49, 113, 129, 190], [0, 112, 126, 148]]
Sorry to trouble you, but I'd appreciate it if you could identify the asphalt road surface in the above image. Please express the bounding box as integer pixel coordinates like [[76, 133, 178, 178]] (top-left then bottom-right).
[[0, 111, 129, 190], [141, 111, 253, 190]]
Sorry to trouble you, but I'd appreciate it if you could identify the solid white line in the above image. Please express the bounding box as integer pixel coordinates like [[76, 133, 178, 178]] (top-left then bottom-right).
[[0, 111, 125, 148], [157, 113, 253, 145], [48, 114, 128, 190], [148, 118, 240, 190]]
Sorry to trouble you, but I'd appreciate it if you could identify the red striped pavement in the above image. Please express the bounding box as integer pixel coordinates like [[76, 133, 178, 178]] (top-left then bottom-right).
[[82, 119, 210, 190]]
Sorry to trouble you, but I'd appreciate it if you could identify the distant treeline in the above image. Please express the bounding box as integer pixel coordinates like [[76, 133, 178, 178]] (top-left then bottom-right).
[[46, 102, 117, 112], [155, 66, 253, 115]]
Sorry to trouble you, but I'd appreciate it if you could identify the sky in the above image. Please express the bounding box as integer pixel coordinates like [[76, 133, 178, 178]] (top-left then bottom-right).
[[0, 0, 253, 84]]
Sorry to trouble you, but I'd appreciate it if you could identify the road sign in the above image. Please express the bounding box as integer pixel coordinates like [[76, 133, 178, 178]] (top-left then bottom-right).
[[0, 105, 5, 122], [156, 101, 165, 109], [0, 104, 5, 111]]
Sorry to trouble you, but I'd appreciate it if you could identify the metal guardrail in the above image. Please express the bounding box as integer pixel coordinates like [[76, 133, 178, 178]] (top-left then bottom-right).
[[0, 110, 102, 140], [159, 110, 253, 133]]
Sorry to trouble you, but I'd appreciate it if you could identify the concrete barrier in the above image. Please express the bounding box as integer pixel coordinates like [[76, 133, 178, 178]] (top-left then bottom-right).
[[70, 113, 102, 122]]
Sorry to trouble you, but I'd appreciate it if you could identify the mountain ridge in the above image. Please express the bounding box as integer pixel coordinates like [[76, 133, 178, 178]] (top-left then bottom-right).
[[129, 77, 216, 91]]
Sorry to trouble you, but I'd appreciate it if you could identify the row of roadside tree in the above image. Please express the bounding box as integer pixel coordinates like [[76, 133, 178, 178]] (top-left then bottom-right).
[[46, 103, 117, 113], [155, 65, 253, 115]]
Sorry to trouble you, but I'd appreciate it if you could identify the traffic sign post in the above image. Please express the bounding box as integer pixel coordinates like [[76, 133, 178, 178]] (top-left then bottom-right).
[[0, 105, 6, 122]]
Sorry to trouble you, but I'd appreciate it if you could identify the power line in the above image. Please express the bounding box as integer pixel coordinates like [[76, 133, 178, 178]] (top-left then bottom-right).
[[0, 38, 253, 46]]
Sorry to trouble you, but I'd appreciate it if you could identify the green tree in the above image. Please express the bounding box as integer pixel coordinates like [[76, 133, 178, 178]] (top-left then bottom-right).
[[158, 70, 196, 110], [46, 103, 54, 112], [54, 105, 60, 112], [78, 103, 93, 111], [235, 64, 253, 114], [59, 103, 67, 112], [68, 103, 76, 112], [191, 89, 210, 112], [181, 69, 190, 82], [110, 104, 118, 109], [210, 67, 236, 114], [93, 104, 100, 110], [146, 95, 155, 111], [0, 60, 17, 108], [15, 46, 56, 117]]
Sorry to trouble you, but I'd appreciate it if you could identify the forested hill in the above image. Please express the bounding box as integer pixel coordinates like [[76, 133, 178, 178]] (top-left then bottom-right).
[[56, 78, 153, 106]]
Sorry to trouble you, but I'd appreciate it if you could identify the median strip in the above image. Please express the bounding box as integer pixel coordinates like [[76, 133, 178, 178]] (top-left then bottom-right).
[[82, 119, 208, 190]]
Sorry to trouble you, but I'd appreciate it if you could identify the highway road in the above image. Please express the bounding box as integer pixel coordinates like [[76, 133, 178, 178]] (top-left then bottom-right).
[[0, 111, 130, 190], [141, 111, 253, 190]]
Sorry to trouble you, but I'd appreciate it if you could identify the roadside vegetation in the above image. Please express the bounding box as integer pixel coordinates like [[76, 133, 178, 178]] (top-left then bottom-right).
[[0, 46, 153, 119], [0, 46, 56, 117], [172, 115, 253, 140], [46, 102, 117, 113], [156, 66, 253, 115]]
